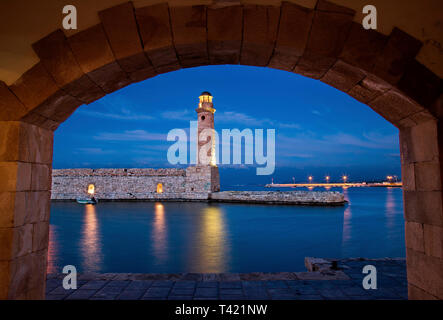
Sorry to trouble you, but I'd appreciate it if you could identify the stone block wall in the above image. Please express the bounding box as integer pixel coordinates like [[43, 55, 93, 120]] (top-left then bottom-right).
[[0, 121, 53, 299], [400, 120, 443, 300], [185, 165, 220, 193], [51, 166, 220, 200], [210, 191, 345, 205], [51, 168, 188, 200]]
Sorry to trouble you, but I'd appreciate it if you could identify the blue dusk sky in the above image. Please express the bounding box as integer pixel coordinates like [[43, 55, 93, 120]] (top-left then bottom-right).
[[53, 65, 400, 185]]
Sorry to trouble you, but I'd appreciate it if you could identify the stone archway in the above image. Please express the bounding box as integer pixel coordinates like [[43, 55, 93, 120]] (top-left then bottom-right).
[[0, 0, 442, 299]]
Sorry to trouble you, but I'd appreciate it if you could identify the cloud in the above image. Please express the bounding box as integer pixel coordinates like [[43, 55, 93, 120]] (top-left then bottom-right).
[[160, 109, 192, 120], [362, 132, 398, 146], [217, 111, 301, 129], [386, 153, 400, 157], [75, 147, 114, 155], [79, 110, 154, 121], [324, 132, 397, 149], [217, 111, 269, 126], [279, 152, 314, 158], [93, 130, 166, 141], [81, 97, 303, 130], [279, 123, 301, 129], [79, 95, 155, 121], [276, 131, 398, 155]]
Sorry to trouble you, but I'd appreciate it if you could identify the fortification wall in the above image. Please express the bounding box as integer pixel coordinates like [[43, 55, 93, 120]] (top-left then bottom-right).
[[51, 168, 344, 205], [51, 168, 190, 200]]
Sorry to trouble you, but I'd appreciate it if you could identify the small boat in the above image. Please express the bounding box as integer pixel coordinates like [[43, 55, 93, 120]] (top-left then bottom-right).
[[76, 197, 98, 205]]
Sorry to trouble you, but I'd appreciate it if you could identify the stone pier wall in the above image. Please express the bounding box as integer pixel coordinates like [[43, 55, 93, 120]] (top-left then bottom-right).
[[52, 168, 188, 200], [210, 191, 346, 205], [51, 167, 222, 200], [51, 169, 345, 205]]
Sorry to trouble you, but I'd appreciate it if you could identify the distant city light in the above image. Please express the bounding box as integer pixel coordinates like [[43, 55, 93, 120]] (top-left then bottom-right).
[[342, 175, 348, 182], [325, 176, 330, 182]]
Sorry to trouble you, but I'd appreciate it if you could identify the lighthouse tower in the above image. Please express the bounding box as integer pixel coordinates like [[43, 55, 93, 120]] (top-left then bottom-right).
[[196, 91, 216, 166], [185, 91, 220, 195]]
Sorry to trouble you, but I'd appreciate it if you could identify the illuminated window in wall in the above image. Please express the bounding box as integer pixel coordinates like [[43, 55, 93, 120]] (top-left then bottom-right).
[[157, 183, 163, 194], [87, 184, 95, 195]]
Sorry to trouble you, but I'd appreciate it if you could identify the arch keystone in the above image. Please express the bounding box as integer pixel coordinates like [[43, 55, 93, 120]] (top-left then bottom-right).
[[99, 2, 156, 82], [294, 3, 355, 79], [170, 5, 208, 68], [207, 5, 243, 65], [135, 3, 180, 74], [268, 2, 313, 71], [241, 5, 280, 67]]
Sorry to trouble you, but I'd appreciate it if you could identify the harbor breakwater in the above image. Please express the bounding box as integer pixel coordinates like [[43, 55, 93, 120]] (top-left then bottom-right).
[[51, 169, 345, 205], [210, 191, 345, 205]]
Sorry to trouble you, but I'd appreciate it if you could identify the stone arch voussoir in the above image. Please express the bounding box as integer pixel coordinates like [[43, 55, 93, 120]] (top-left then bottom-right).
[[0, 0, 440, 129]]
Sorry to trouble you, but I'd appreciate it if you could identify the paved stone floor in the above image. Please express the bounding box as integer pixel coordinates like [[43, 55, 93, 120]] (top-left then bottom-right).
[[45, 258, 408, 300]]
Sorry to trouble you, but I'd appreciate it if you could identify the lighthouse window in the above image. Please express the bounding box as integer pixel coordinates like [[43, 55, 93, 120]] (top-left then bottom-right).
[[201, 115, 205, 121]]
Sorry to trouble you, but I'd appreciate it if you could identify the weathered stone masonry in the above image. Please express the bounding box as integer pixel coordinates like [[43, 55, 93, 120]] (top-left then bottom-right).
[[51, 167, 219, 200], [51, 168, 345, 204]]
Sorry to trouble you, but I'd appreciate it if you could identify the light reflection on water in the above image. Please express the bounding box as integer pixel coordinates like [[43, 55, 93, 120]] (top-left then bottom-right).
[[81, 204, 102, 272], [196, 207, 230, 273], [152, 203, 167, 264], [341, 188, 352, 254], [385, 188, 396, 228], [47, 225, 59, 274], [49, 187, 405, 273]]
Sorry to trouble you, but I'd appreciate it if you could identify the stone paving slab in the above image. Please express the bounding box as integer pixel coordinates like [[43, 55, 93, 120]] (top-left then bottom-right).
[[46, 258, 407, 300]]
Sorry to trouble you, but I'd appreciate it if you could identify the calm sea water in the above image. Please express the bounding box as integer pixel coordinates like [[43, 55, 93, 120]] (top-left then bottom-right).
[[48, 187, 405, 274]]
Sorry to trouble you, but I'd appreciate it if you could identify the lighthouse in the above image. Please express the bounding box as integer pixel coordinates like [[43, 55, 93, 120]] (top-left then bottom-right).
[[185, 91, 220, 194], [196, 91, 216, 166]]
